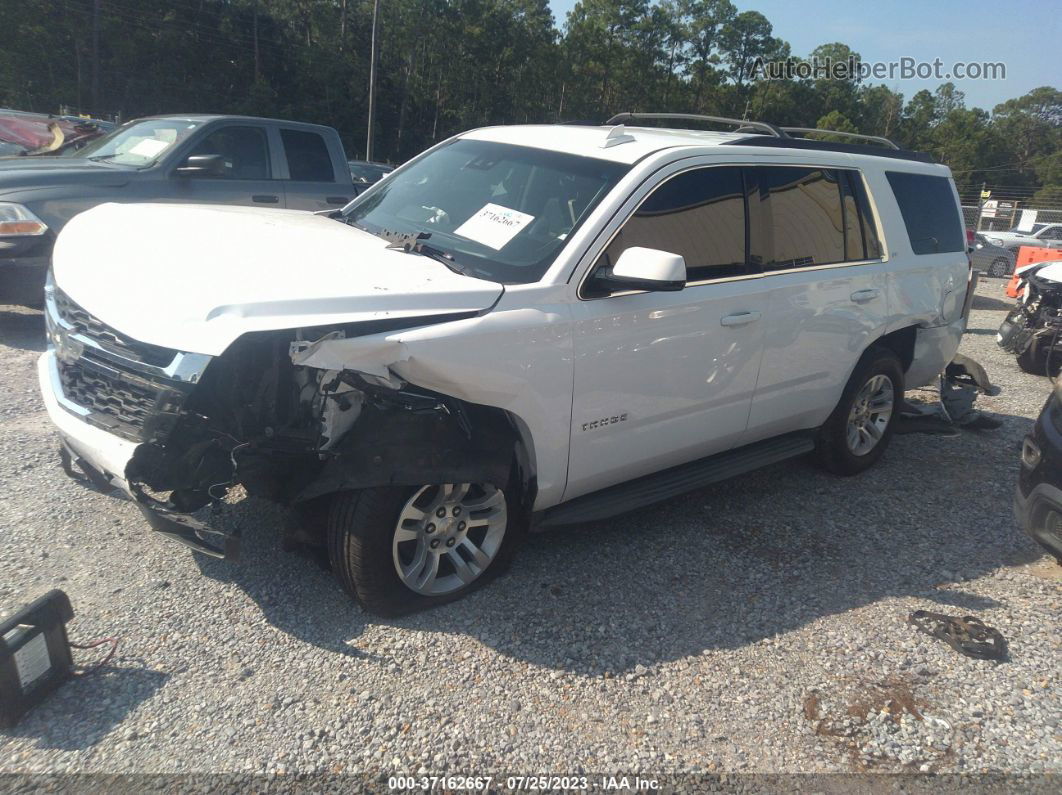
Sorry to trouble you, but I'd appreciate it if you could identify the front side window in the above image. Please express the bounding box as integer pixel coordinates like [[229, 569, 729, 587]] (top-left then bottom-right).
[[885, 171, 964, 255], [342, 139, 629, 284], [281, 129, 334, 182], [597, 166, 750, 283], [187, 126, 270, 179]]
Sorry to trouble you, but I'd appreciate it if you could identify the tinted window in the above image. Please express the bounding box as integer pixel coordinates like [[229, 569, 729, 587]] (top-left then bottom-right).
[[841, 170, 883, 260], [840, 173, 862, 261], [600, 166, 749, 283], [282, 129, 334, 182], [188, 126, 269, 179], [885, 171, 964, 254], [754, 167, 845, 269], [851, 172, 883, 259]]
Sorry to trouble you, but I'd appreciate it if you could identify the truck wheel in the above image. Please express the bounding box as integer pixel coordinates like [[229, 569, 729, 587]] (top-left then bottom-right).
[[815, 348, 903, 476], [327, 483, 517, 616]]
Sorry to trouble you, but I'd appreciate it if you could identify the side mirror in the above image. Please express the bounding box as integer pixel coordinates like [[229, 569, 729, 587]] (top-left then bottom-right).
[[591, 247, 686, 294], [175, 153, 226, 177]]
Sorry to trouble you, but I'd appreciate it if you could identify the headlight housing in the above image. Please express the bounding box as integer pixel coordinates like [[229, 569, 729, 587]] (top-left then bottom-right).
[[0, 203, 48, 236]]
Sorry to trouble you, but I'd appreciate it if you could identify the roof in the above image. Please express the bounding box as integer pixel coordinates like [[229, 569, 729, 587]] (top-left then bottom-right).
[[462, 124, 746, 164], [462, 123, 935, 166], [135, 114, 336, 131]]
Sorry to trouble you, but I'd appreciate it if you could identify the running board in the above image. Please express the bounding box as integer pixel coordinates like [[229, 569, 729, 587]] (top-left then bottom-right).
[[540, 432, 816, 527]]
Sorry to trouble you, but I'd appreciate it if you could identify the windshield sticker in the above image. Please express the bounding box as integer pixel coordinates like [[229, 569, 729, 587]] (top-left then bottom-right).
[[454, 203, 534, 250], [127, 138, 170, 158]]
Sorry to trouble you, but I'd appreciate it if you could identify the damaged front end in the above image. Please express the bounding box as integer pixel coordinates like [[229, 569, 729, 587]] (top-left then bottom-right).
[[48, 296, 530, 560]]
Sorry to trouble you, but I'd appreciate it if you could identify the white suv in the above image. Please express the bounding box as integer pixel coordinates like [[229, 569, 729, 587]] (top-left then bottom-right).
[[39, 114, 974, 615]]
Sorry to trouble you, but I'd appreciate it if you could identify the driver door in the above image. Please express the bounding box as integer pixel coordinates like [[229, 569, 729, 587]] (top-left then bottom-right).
[[167, 124, 284, 208], [565, 165, 771, 501]]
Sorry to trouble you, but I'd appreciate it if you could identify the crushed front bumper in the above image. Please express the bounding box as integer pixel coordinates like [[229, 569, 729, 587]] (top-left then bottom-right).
[[38, 350, 240, 559]]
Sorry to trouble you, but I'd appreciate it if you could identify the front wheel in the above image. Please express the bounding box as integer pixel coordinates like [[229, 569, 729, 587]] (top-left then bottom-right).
[[815, 348, 904, 476], [327, 483, 518, 616], [988, 257, 1012, 278]]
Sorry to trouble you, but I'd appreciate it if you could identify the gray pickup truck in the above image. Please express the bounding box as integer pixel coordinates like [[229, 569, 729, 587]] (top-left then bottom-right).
[[0, 114, 356, 304]]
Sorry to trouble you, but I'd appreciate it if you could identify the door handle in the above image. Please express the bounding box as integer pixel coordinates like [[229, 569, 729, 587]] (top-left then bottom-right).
[[720, 311, 762, 327], [850, 288, 880, 303], [252, 194, 280, 204], [326, 196, 352, 205]]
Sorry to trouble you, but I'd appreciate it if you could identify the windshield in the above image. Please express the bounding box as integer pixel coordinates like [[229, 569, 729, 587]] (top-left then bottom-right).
[[72, 118, 200, 166], [342, 139, 629, 283], [1006, 223, 1045, 234]]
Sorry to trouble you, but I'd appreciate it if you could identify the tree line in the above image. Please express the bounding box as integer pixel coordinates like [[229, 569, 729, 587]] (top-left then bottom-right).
[[2, 0, 1059, 201]]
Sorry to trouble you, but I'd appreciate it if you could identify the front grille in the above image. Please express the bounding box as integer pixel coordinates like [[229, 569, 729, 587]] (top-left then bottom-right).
[[56, 356, 190, 443], [54, 289, 175, 367]]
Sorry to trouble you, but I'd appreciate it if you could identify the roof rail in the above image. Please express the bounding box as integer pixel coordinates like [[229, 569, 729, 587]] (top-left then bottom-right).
[[781, 127, 900, 150], [604, 112, 786, 138]]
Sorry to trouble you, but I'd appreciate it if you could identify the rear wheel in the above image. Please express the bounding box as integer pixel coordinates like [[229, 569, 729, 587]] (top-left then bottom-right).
[[815, 348, 903, 476], [327, 482, 518, 616]]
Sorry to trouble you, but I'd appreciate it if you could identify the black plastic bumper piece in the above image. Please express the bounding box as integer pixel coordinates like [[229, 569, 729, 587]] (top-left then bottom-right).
[[58, 441, 240, 560], [131, 486, 241, 560]]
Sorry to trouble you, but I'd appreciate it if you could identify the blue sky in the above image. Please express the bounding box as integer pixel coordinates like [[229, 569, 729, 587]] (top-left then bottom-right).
[[547, 0, 1060, 110]]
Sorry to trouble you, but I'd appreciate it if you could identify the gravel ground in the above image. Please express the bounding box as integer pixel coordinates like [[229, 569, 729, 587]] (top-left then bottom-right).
[[0, 278, 1059, 781]]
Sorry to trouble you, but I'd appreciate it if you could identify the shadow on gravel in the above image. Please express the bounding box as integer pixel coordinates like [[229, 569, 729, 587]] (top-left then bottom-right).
[[187, 407, 1043, 677], [2, 664, 167, 751], [192, 500, 389, 667], [971, 294, 1013, 312], [0, 308, 45, 353]]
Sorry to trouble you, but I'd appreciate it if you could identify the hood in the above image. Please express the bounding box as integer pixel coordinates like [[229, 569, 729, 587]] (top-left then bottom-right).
[[1025, 261, 1062, 283], [0, 156, 131, 192], [52, 203, 504, 356]]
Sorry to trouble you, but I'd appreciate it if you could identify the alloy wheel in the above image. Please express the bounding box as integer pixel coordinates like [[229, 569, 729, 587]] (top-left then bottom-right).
[[845, 374, 894, 456], [392, 483, 507, 595]]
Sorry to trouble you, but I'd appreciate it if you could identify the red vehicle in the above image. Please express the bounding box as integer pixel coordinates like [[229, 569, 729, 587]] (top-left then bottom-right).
[[0, 109, 114, 157]]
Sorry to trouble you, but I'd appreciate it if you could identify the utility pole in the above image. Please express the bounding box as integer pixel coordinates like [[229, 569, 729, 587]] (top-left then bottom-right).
[[365, 0, 381, 161], [91, 0, 101, 112], [253, 0, 260, 81], [975, 181, 988, 233]]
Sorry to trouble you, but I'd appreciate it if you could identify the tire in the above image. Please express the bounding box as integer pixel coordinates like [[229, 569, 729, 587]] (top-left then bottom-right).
[[327, 482, 522, 616], [1016, 336, 1056, 376], [815, 347, 904, 476], [988, 257, 1012, 279]]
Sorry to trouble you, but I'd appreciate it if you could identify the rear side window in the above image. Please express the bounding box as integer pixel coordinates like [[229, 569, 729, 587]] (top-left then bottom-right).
[[600, 166, 751, 282], [281, 129, 334, 182], [752, 167, 844, 269], [885, 171, 964, 254]]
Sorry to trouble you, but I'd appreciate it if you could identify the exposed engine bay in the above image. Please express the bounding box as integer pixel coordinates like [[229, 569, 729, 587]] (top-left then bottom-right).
[[997, 262, 1062, 377], [47, 288, 533, 559]]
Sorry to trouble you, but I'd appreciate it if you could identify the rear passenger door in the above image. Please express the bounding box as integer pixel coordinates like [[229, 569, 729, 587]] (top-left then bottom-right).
[[275, 127, 355, 211], [743, 166, 889, 442]]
